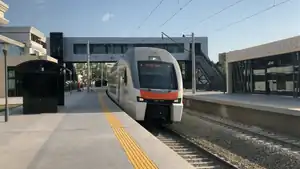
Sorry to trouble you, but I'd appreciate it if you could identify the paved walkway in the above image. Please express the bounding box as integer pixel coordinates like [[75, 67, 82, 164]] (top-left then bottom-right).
[[0, 90, 83, 116], [0, 89, 194, 169], [0, 91, 124, 169]]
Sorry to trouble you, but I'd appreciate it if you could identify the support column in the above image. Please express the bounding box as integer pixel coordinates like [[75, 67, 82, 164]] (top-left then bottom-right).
[[226, 61, 233, 94], [49, 32, 65, 106], [57, 60, 65, 106], [297, 52, 300, 98]]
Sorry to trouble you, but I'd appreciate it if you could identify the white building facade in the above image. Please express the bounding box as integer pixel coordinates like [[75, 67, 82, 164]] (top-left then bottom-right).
[[0, 0, 9, 25], [0, 26, 47, 56], [0, 1, 58, 97]]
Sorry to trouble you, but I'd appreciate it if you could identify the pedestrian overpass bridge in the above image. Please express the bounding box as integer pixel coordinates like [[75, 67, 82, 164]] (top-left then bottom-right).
[[47, 36, 208, 62], [47, 33, 225, 91]]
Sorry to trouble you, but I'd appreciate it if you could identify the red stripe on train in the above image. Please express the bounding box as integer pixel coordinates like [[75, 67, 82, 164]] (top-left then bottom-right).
[[140, 90, 178, 100]]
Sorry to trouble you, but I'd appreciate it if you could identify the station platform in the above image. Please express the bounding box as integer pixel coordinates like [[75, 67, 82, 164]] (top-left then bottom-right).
[[183, 91, 300, 137], [0, 89, 194, 169], [184, 91, 300, 116]]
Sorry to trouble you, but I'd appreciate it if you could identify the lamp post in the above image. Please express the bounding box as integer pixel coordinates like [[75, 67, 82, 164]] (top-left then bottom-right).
[[2, 43, 9, 122]]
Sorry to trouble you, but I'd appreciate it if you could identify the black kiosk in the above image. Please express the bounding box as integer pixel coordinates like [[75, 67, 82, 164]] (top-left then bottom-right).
[[15, 60, 61, 114]]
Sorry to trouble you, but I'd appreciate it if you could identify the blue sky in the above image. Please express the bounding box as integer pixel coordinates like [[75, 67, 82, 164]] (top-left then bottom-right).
[[4, 0, 300, 62]]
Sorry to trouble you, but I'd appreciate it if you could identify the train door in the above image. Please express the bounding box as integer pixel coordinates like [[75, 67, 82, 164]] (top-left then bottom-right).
[[119, 67, 127, 105], [120, 67, 128, 106]]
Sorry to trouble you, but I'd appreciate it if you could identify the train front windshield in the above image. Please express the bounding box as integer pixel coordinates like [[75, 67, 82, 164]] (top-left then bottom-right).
[[138, 61, 178, 90]]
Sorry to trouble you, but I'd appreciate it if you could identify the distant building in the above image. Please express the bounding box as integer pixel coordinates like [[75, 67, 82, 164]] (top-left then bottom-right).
[[225, 35, 300, 97], [0, 26, 47, 56], [46, 36, 208, 63], [0, 1, 57, 97], [0, 1, 9, 25], [218, 53, 226, 65]]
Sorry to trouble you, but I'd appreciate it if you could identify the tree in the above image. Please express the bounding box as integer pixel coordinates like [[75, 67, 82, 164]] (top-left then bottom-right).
[[74, 63, 109, 82]]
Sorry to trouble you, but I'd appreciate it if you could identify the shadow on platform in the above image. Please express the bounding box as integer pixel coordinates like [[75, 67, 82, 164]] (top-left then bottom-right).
[[58, 91, 122, 114]]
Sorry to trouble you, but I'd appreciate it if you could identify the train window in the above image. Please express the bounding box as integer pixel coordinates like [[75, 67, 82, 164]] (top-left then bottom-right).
[[124, 68, 127, 85], [138, 61, 178, 90]]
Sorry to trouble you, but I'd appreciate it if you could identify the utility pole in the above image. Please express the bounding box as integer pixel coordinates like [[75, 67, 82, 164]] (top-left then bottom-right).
[[181, 32, 196, 94], [191, 32, 196, 94], [87, 41, 91, 92], [2, 43, 9, 122], [101, 63, 104, 87], [162, 32, 196, 94]]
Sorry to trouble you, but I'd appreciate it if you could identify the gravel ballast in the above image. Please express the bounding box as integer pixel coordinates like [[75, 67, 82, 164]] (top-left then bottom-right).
[[169, 111, 300, 169]]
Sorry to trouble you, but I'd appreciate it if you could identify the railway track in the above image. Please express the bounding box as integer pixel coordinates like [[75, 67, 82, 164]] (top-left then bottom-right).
[[155, 127, 239, 169], [185, 109, 300, 154]]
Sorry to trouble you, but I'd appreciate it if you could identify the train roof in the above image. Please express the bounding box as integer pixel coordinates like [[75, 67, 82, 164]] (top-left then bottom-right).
[[110, 47, 178, 73], [124, 47, 176, 62]]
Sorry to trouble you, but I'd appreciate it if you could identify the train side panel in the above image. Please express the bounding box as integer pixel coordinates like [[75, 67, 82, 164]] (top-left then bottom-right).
[[118, 61, 136, 119]]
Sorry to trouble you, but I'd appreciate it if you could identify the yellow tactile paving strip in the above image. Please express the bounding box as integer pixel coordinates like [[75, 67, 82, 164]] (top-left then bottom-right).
[[98, 95, 158, 169]]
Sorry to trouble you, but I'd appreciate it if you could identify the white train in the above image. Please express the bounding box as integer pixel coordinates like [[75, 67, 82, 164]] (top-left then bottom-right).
[[107, 47, 183, 125]]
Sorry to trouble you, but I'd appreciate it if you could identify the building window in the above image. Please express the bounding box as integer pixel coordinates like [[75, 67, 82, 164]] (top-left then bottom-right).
[[134, 44, 144, 47], [8, 79, 15, 90], [123, 44, 133, 53], [42, 42, 47, 49], [0, 44, 24, 57], [122, 44, 128, 53], [106, 44, 113, 54], [195, 43, 201, 55], [7, 67, 18, 97], [90, 44, 106, 54], [31, 34, 39, 42], [190, 43, 201, 55], [113, 44, 122, 54], [73, 44, 87, 54], [149, 44, 162, 49], [166, 44, 184, 53], [31, 33, 46, 49], [8, 69, 15, 78], [8, 45, 24, 56], [166, 44, 177, 53], [156, 44, 167, 50]]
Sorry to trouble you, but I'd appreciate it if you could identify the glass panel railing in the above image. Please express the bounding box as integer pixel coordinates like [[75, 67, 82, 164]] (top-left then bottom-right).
[[0, 43, 24, 57]]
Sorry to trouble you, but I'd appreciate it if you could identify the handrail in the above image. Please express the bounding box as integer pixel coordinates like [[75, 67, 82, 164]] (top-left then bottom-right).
[[196, 51, 226, 91], [194, 55, 212, 87]]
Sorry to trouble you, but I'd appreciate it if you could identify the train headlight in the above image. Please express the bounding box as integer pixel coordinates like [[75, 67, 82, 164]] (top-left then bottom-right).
[[137, 96, 145, 102], [173, 98, 182, 103]]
